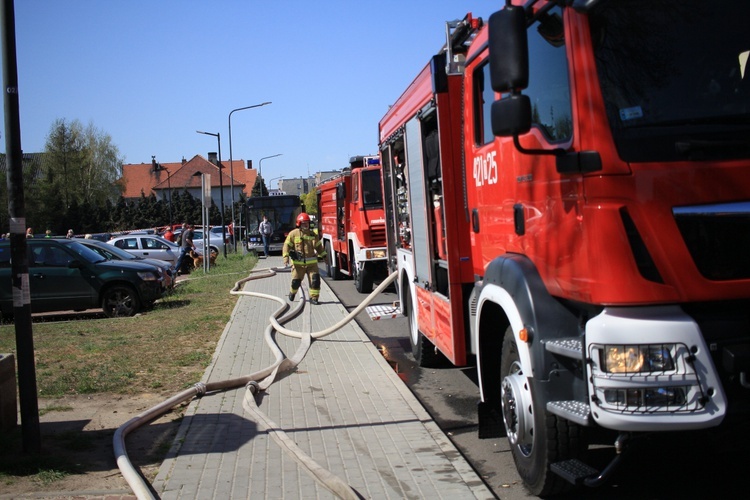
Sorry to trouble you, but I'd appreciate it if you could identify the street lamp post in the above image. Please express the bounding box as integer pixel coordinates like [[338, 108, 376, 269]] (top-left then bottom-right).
[[229, 101, 271, 249], [268, 175, 284, 191], [196, 130, 227, 258], [192, 172, 209, 273], [166, 168, 173, 227], [259, 154, 283, 194]]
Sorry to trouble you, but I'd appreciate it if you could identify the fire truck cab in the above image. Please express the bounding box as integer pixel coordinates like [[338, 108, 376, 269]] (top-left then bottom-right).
[[317, 156, 387, 293], [379, 0, 750, 495]]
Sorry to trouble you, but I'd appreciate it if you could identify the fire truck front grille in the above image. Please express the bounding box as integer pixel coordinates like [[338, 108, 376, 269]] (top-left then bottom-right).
[[368, 227, 387, 246], [673, 201, 750, 281]]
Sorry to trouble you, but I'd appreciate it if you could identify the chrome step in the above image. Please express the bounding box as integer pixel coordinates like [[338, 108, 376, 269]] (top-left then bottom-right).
[[547, 400, 591, 426], [545, 337, 583, 358], [365, 304, 401, 321]]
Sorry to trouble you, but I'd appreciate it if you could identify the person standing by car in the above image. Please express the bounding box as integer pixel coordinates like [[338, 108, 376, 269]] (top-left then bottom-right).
[[175, 224, 195, 274], [259, 215, 273, 258], [282, 213, 326, 304], [175, 222, 187, 246]]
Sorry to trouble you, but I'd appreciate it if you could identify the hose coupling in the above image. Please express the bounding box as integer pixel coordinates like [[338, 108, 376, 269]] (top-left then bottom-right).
[[194, 382, 207, 397]]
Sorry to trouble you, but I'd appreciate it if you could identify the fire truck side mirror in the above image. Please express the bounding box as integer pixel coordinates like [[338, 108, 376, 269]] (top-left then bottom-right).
[[488, 5, 529, 93], [491, 95, 531, 137]]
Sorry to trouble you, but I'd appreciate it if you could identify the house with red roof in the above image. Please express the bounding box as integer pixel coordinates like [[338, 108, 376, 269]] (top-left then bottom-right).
[[119, 154, 259, 209]]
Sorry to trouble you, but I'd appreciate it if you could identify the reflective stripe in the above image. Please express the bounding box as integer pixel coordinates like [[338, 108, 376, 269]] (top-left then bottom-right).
[[291, 259, 319, 266], [293, 235, 317, 243], [287, 252, 325, 263]]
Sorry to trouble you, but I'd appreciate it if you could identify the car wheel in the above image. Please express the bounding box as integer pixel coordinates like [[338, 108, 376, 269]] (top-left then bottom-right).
[[354, 259, 373, 294], [1, 311, 13, 324], [101, 285, 140, 318]]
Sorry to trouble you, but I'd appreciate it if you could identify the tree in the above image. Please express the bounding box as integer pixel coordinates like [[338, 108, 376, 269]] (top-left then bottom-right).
[[251, 176, 268, 197], [301, 189, 318, 216], [81, 121, 124, 206], [40, 119, 124, 233], [42, 118, 84, 213]]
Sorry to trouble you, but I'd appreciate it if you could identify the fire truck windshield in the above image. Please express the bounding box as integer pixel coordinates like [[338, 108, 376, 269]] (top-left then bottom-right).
[[589, 0, 750, 162], [361, 169, 383, 208]]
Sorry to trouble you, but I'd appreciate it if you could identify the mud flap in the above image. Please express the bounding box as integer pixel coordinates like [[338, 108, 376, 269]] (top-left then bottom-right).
[[477, 400, 504, 439]]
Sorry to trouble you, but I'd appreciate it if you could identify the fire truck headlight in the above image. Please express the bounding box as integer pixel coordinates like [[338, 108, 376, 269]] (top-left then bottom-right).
[[603, 345, 675, 373], [366, 249, 386, 259]]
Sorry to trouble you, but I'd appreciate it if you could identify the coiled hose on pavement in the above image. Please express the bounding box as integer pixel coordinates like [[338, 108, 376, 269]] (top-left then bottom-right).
[[113, 266, 398, 500]]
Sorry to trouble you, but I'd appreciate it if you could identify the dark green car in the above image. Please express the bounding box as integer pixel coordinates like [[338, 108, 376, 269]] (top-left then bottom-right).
[[0, 238, 163, 318]]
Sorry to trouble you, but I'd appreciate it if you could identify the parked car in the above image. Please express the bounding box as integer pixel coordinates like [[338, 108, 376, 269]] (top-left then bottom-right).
[[75, 238, 175, 290], [191, 229, 225, 257], [107, 235, 179, 266], [87, 233, 112, 242], [209, 225, 233, 244], [0, 239, 163, 318], [174, 228, 225, 257]]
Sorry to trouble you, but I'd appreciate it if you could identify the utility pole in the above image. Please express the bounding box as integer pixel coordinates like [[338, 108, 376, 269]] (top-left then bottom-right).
[[197, 130, 227, 258], [2, 0, 41, 453]]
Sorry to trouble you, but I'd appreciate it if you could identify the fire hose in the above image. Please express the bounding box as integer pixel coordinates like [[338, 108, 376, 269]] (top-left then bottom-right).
[[113, 266, 398, 499]]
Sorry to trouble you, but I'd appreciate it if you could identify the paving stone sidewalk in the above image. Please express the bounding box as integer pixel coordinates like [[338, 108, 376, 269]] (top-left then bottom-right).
[[153, 256, 494, 499]]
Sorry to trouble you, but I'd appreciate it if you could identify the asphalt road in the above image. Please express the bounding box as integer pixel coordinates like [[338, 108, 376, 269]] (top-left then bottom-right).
[[323, 273, 750, 500]]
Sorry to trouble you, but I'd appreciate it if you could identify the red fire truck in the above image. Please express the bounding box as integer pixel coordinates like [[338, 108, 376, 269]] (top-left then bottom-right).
[[318, 155, 387, 293], [378, 0, 750, 495]]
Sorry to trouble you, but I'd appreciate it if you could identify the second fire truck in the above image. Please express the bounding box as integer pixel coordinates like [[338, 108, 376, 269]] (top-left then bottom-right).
[[378, 0, 750, 495], [317, 155, 387, 293]]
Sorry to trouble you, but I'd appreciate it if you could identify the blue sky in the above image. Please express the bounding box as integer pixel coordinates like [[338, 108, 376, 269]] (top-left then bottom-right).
[[2, 0, 494, 182]]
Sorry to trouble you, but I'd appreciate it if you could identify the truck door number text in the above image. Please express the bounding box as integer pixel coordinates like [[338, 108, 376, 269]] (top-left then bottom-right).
[[473, 152, 498, 187]]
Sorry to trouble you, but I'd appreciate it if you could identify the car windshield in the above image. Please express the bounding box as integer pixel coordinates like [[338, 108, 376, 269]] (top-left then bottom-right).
[[590, 0, 750, 161], [362, 169, 383, 208], [65, 241, 108, 264], [193, 230, 219, 240]]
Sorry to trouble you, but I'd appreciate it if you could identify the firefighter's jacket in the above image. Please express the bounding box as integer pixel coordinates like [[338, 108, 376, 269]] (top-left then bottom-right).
[[283, 228, 326, 265]]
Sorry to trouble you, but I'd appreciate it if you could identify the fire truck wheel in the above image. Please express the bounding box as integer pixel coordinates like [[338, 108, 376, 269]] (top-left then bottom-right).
[[325, 242, 342, 280], [405, 288, 445, 367], [353, 258, 373, 294], [500, 326, 580, 496]]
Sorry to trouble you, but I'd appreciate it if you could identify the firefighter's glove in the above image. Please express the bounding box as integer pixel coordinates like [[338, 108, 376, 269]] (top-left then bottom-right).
[[283, 256, 290, 267], [317, 255, 325, 262]]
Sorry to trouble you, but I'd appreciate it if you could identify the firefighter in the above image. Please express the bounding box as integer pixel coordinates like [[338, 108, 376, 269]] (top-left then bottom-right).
[[282, 212, 327, 304]]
